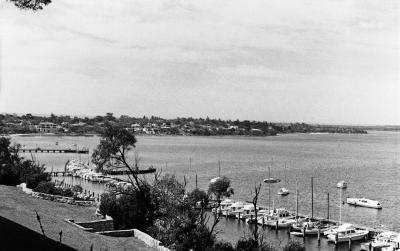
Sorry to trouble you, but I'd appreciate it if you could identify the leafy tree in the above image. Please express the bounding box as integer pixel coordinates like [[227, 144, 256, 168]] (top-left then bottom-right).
[[9, 0, 51, 10], [0, 137, 49, 188]]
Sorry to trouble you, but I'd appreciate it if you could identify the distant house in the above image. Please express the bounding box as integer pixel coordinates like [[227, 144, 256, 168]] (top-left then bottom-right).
[[37, 122, 58, 133], [250, 128, 263, 136]]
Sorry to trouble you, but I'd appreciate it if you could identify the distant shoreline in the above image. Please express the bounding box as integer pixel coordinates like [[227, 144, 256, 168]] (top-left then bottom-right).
[[4, 131, 385, 138]]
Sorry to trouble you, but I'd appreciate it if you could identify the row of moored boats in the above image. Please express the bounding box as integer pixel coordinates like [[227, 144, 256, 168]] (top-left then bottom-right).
[[212, 198, 398, 248], [65, 160, 133, 190]]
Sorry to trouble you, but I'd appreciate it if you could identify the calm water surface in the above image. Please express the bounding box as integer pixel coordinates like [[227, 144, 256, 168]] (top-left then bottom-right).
[[11, 131, 400, 250]]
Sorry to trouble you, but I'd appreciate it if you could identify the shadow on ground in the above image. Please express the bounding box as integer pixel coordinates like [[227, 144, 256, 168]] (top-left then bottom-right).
[[0, 215, 76, 251]]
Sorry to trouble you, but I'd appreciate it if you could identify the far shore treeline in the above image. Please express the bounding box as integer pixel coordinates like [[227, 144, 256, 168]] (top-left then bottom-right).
[[0, 113, 369, 136]]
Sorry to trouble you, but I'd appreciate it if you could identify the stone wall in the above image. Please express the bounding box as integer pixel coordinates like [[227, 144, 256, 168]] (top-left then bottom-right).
[[30, 191, 94, 206], [70, 215, 114, 232]]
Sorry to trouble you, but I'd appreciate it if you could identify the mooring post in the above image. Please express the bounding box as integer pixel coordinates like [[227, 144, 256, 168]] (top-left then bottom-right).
[[238, 213, 241, 222], [276, 220, 279, 232], [348, 238, 352, 250], [317, 229, 321, 242], [262, 217, 265, 226], [335, 232, 338, 245], [287, 224, 291, 235], [303, 225, 306, 239]]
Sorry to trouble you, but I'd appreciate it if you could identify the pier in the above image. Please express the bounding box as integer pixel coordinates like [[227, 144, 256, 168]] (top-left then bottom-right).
[[20, 148, 89, 154]]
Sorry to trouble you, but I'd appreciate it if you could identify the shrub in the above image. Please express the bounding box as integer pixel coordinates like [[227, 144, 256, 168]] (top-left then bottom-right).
[[235, 238, 258, 251], [0, 164, 20, 186], [34, 181, 56, 194], [0, 137, 50, 189], [72, 185, 83, 194], [235, 237, 277, 251], [283, 240, 305, 251], [211, 241, 235, 251]]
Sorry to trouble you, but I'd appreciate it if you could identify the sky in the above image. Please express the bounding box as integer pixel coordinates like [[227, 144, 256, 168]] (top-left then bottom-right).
[[0, 0, 399, 125]]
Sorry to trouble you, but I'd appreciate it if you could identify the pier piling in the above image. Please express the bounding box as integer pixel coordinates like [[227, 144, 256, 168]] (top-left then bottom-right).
[[275, 220, 279, 232], [348, 238, 352, 250]]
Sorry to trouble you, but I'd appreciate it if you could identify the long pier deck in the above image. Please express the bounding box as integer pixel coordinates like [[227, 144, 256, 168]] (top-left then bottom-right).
[[20, 148, 89, 154]]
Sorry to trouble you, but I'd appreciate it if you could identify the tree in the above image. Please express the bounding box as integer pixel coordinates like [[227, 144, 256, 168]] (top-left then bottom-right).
[[207, 176, 234, 245], [9, 0, 51, 10], [93, 124, 157, 231], [0, 137, 50, 188], [251, 183, 262, 245]]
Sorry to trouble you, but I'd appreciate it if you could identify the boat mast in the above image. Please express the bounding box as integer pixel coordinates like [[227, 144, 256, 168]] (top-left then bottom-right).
[[339, 188, 342, 224], [268, 165, 271, 214], [327, 192, 330, 221], [218, 160, 221, 177], [311, 176, 314, 219], [296, 181, 299, 221]]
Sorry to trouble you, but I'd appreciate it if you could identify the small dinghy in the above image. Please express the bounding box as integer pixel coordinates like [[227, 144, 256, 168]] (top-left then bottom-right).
[[277, 187, 290, 196], [337, 180, 348, 189]]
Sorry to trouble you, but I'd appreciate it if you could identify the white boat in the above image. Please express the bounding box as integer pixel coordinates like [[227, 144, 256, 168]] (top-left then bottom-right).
[[266, 216, 297, 228], [337, 180, 348, 189], [236, 204, 256, 220], [277, 187, 290, 196], [327, 224, 369, 243], [346, 198, 383, 209], [360, 231, 400, 250], [212, 199, 235, 214], [290, 220, 334, 236], [224, 201, 247, 218]]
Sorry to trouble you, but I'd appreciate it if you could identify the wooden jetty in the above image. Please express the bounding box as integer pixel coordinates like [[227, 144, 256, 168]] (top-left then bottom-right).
[[103, 167, 156, 175], [20, 148, 89, 154]]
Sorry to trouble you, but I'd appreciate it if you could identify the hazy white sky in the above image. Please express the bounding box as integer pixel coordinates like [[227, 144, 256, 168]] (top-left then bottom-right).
[[0, 0, 399, 125]]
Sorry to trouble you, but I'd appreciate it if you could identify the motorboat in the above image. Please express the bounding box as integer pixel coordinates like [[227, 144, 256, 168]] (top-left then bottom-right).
[[246, 209, 269, 224], [360, 231, 400, 250], [236, 204, 256, 220], [212, 199, 235, 214], [327, 224, 369, 243], [266, 216, 297, 228], [290, 220, 334, 236], [346, 198, 383, 209], [324, 223, 353, 236], [337, 180, 348, 189], [263, 178, 281, 183], [277, 187, 290, 196], [224, 201, 247, 218]]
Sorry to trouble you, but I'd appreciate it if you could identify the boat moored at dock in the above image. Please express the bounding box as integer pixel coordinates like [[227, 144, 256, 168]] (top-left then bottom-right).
[[327, 223, 369, 243]]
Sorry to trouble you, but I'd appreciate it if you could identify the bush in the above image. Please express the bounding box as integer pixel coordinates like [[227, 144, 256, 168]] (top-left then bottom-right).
[[235, 238, 258, 251], [235, 237, 276, 251], [283, 240, 305, 251], [0, 137, 50, 189], [72, 185, 83, 194], [34, 181, 74, 197], [34, 181, 56, 194], [212, 241, 235, 251], [0, 164, 20, 186]]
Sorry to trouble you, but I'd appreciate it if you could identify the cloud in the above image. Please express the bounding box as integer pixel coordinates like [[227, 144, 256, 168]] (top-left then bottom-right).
[[0, 0, 398, 124]]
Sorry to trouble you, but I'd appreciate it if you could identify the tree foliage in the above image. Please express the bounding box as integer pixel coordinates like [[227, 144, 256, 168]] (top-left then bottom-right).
[[0, 137, 50, 188], [92, 123, 137, 173], [208, 176, 234, 201], [9, 0, 51, 10]]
